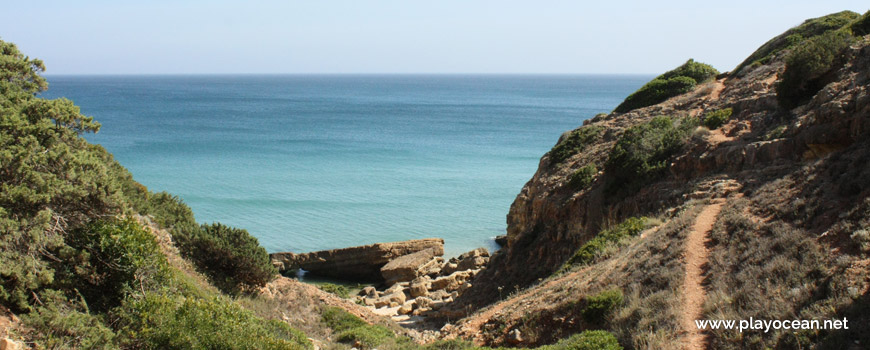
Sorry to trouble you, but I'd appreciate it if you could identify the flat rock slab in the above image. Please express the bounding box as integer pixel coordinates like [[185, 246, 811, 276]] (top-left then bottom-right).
[[271, 238, 444, 281], [380, 248, 440, 285]]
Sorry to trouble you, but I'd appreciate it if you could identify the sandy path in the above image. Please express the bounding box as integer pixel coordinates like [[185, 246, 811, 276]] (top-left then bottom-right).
[[681, 200, 724, 350], [709, 79, 726, 100]]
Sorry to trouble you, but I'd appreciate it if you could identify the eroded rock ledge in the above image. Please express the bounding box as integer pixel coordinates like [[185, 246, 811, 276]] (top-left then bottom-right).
[[270, 238, 444, 281]]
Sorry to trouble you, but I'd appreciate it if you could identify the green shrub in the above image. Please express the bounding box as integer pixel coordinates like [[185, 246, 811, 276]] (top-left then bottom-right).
[[776, 30, 854, 109], [542, 330, 623, 350], [702, 108, 733, 129], [614, 59, 718, 113], [142, 192, 197, 229], [321, 306, 369, 332], [851, 11, 870, 36], [563, 218, 646, 269], [582, 289, 624, 324], [734, 11, 860, 73], [606, 116, 698, 194], [59, 219, 170, 312], [174, 222, 276, 295], [568, 164, 597, 190], [321, 306, 394, 349], [335, 325, 395, 349], [613, 76, 696, 113], [21, 290, 118, 350], [550, 126, 603, 164], [657, 59, 720, 84], [318, 283, 351, 298], [120, 292, 311, 350]]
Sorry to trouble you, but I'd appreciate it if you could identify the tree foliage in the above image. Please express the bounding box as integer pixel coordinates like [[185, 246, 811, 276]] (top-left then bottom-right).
[[0, 38, 304, 348], [0, 38, 115, 311]]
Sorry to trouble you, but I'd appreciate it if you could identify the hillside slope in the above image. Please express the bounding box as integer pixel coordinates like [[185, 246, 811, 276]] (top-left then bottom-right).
[[0, 38, 401, 350], [443, 10, 870, 350]]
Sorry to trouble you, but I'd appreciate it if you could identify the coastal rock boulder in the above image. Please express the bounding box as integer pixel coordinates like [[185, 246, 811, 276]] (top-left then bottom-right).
[[270, 238, 444, 281], [380, 248, 444, 285], [409, 276, 431, 298], [441, 248, 489, 275]]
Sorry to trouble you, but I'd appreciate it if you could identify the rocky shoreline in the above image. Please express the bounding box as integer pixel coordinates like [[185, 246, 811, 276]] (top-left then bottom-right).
[[270, 239, 492, 327]]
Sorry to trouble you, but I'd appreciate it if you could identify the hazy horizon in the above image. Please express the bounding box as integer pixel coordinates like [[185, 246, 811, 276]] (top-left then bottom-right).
[[3, 1, 868, 75]]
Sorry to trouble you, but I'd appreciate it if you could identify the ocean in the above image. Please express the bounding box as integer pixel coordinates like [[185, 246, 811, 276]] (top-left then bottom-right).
[[40, 75, 649, 257]]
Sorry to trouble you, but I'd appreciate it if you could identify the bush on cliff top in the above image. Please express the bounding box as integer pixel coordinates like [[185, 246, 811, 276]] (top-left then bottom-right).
[[734, 10, 860, 73], [852, 11, 870, 36], [776, 30, 854, 109], [613, 59, 718, 113]]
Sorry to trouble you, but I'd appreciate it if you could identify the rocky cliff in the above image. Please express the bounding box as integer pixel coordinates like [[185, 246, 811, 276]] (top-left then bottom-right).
[[444, 11, 870, 349]]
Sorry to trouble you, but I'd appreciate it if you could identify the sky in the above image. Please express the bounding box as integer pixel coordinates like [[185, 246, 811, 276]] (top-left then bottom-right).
[[1, 1, 867, 75]]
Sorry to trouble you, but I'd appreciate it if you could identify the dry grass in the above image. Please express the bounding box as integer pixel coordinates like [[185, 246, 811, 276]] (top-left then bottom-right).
[[703, 191, 869, 349], [448, 202, 704, 349]]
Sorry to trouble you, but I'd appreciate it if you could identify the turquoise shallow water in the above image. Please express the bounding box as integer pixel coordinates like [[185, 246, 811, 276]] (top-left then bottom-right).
[[41, 75, 649, 256]]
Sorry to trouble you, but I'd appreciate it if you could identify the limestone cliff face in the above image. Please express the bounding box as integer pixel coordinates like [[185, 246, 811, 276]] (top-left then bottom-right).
[[453, 35, 870, 310]]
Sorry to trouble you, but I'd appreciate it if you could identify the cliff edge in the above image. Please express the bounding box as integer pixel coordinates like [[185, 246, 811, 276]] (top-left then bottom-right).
[[444, 10, 870, 350]]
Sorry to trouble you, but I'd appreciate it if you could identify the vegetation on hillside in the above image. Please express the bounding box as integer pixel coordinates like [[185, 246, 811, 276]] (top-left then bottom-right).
[[605, 116, 699, 195], [613, 60, 718, 113], [174, 222, 276, 295], [852, 10, 870, 36], [704, 195, 870, 349], [568, 164, 598, 191], [701, 108, 732, 130], [549, 125, 603, 164], [561, 217, 647, 271], [776, 30, 854, 109], [0, 38, 305, 349], [733, 10, 860, 74]]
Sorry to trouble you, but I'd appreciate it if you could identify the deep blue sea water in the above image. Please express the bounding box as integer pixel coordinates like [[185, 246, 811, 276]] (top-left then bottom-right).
[[40, 75, 649, 256]]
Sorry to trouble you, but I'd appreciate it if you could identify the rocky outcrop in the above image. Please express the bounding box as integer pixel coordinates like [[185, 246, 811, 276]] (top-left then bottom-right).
[[270, 238, 444, 281], [380, 248, 443, 285], [449, 31, 870, 314], [356, 248, 489, 318], [0, 338, 22, 350]]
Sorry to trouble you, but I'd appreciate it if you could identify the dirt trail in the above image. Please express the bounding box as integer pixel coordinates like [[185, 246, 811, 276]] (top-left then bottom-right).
[[681, 200, 725, 350], [709, 79, 726, 101]]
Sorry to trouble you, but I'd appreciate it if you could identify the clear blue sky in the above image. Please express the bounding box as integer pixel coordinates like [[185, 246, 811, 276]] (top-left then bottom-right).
[[1, 1, 867, 75]]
